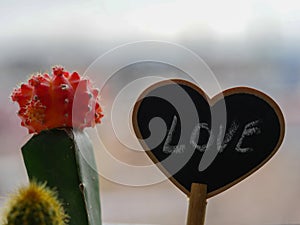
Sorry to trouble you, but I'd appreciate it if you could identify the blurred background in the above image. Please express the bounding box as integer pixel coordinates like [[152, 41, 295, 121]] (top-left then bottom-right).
[[1, 0, 300, 224]]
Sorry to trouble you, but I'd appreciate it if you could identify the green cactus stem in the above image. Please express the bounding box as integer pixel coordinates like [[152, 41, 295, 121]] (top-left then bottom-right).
[[21, 128, 102, 225], [2, 181, 67, 225]]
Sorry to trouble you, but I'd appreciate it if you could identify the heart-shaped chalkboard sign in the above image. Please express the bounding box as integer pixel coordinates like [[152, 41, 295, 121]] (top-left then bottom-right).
[[132, 79, 285, 198]]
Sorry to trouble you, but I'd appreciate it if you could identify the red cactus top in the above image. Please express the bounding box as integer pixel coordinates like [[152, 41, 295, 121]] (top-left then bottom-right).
[[11, 66, 103, 134]]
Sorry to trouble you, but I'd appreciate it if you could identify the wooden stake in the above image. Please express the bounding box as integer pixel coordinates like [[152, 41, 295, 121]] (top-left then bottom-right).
[[187, 183, 207, 225]]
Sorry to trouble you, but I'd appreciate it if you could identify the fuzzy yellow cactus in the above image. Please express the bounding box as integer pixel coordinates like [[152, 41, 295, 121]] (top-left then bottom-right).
[[2, 182, 68, 225]]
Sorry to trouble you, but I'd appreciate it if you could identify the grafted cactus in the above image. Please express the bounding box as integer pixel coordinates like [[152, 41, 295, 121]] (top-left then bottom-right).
[[10, 66, 103, 225]]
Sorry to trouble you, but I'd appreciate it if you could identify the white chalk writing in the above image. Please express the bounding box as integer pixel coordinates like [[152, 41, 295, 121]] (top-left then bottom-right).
[[190, 123, 211, 152], [217, 121, 239, 152], [163, 115, 262, 154], [236, 120, 261, 153], [163, 116, 185, 154]]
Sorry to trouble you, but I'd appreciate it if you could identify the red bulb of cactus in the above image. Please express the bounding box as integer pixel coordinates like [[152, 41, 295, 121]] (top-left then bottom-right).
[[11, 66, 103, 134]]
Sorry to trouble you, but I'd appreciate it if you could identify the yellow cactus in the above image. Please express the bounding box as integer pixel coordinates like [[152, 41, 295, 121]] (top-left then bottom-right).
[[2, 182, 68, 225]]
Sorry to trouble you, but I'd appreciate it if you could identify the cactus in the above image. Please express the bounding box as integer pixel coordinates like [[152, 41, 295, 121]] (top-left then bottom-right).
[[11, 66, 103, 133], [11, 67, 103, 225], [2, 181, 68, 225]]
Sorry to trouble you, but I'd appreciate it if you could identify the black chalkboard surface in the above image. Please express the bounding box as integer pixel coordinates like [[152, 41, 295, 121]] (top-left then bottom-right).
[[132, 79, 285, 198]]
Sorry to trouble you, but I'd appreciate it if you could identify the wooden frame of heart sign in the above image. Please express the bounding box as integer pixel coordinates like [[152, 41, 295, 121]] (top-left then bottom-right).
[[132, 79, 285, 199]]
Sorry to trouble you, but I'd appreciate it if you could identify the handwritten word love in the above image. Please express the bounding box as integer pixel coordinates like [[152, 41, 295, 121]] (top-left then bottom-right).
[[163, 116, 262, 154]]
